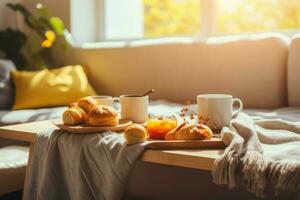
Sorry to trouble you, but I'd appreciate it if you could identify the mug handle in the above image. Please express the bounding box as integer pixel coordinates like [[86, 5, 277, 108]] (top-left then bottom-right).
[[232, 98, 243, 117], [112, 97, 120, 112], [113, 97, 120, 103]]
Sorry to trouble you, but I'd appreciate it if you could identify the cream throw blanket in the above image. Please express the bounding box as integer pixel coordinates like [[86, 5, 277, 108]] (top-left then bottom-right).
[[213, 113, 300, 198], [24, 129, 145, 200]]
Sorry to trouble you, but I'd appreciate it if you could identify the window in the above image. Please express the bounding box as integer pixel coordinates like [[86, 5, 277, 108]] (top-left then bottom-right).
[[144, 0, 201, 37], [71, 0, 300, 43], [217, 0, 300, 33]]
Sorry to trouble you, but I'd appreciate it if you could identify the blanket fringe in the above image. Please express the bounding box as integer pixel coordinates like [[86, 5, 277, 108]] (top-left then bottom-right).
[[213, 150, 300, 198], [213, 150, 240, 189]]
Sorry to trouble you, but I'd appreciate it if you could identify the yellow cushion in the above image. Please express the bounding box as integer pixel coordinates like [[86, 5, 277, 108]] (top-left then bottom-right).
[[11, 65, 97, 110]]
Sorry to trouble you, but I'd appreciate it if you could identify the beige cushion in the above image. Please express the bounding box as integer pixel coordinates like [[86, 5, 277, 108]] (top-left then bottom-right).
[[288, 34, 300, 106], [0, 146, 29, 195], [66, 33, 289, 108], [0, 107, 65, 126]]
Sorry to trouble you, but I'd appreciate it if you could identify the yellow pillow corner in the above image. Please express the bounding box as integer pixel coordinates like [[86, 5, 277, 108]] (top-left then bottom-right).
[[11, 65, 97, 110]]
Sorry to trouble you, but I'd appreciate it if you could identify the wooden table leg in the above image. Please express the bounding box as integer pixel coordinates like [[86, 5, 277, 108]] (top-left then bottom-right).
[[22, 143, 35, 200]]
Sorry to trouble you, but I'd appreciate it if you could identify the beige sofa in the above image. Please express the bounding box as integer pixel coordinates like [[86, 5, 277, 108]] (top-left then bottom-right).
[[1, 33, 300, 197], [63, 32, 290, 108]]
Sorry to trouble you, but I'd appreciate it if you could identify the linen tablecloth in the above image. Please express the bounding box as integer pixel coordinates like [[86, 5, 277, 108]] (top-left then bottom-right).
[[25, 129, 145, 200]]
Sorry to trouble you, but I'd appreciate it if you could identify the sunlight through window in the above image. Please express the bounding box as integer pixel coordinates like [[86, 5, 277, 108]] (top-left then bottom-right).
[[217, 0, 300, 33], [144, 0, 201, 37]]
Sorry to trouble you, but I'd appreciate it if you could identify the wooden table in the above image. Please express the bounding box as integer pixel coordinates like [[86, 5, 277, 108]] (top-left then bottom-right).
[[0, 120, 224, 199]]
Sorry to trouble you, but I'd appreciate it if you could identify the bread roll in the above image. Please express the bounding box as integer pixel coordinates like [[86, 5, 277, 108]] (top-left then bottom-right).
[[63, 106, 87, 125], [68, 102, 77, 108], [88, 105, 119, 127], [124, 124, 148, 144], [77, 96, 98, 112], [165, 122, 213, 140]]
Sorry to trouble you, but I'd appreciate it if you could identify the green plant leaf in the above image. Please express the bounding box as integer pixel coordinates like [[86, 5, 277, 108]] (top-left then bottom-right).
[[0, 28, 28, 70], [50, 17, 65, 35], [6, 3, 35, 29], [38, 17, 53, 32], [6, 3, 30, 17], [5, 3, 67, 70]]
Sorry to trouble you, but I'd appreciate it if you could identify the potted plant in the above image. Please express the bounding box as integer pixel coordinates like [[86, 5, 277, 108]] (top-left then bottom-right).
[[0, 3, 68, 70]]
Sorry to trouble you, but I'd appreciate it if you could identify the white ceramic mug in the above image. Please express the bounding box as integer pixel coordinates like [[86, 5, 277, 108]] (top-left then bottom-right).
[[92, 95, 119, 107], [119, 95, 148, 123], [197, 94, 243, 130]]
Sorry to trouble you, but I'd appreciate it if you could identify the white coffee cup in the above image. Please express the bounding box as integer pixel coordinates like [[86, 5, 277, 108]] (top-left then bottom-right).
[[92, 95, 119, 107], [119, 95, 148, 123], [197, 94, 243, 130]]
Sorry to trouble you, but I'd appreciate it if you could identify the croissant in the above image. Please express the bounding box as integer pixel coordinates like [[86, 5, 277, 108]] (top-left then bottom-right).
[[63, 106, 87, 125], [88, 105, 119, 127], [124, 124, 148, 144], [68, 102, 77, 108], [77, 96, 98, 112], [165, 122, 213, 140]]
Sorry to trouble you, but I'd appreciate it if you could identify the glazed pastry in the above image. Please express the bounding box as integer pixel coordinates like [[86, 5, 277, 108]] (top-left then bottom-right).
[[165, 122, 213, 140], [164, 121, 187, 140], [88, 105, 119, 127], [124, 124, 148, 144], [63, 106, 87, 125], [77, 96, 98, 112]]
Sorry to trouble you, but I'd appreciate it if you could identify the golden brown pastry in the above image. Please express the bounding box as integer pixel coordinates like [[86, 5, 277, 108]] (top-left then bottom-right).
[[68, 102, 77, 108], [165, 122, 213, 140], [124, 124, 148, 144], [63, 106, 87, 125], [164, 121, 186, 140], [77, 96, 98, 112], [87, 105, 119, 127]]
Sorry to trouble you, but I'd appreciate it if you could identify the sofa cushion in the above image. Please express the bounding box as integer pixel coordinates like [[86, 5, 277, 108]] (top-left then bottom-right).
[[0, 101, 178, 126], [0, 138, 27, 149], [68, 33, 289, 108], [0, 60, 15, 109], [288, 34, 300, 106], [244, 107, 300, 122], [0, 145, 29, 195], [0, 101, 299, 126], [0, 107, 66, 126], [156, 100, 300, 122], [11, 65, 97, 110]]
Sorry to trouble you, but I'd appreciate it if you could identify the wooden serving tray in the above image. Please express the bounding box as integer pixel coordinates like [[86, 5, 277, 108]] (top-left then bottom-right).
[[52, 119, 132, 134], [146, 138, 225, 150]]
